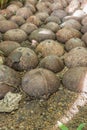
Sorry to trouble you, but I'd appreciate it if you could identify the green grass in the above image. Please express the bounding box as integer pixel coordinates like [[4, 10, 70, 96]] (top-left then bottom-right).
[[58, 122, 85, 130], [0, 0, 11, 9], [0, 0, 25, 8]]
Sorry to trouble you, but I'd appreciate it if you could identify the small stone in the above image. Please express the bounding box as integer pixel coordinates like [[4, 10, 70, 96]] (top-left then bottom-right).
[[0, 92, 22, 112]]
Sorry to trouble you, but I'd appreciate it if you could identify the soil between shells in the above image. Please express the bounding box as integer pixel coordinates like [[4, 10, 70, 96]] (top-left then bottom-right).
[[0, 0, 87, 130]]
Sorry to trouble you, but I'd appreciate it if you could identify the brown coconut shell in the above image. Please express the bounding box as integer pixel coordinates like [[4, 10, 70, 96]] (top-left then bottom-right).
[[29, 28, 55, 42], [16, 7, 32, 19], [45, 16, 61, 24], [65, 38, 86, 51], [4, 29, 27, 43], [35, 12, 49, 22], [0, 20, 18, 33], [0, 65, 20, 99], [7, 4, 20, 14], [6, 47, 38, 71], [64, 47, 87, 68], [60, 19, 81, 30], [82, 32, 87, 46], [26, 15, 42, 26], [20, 23, 37, 34], [39, 55, 64, 73], [36, 39, 64, 57], [0, 41, 20, 56], [56, 27, 82, 43], [0, 9, 13, 19], [81, 25, 87, 34], [22, 68, 60, 99], [81, 16, 87, 26], [62, 67, 87, 92], [36, 2, 51, 14], [42, 22, 60, 33], [0, 14, 6, 21], [51, 9, 67, 20], [10, 15, 25, 26]]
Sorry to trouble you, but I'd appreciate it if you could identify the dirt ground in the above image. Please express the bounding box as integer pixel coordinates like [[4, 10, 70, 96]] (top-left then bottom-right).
[[0, 85, 87, 130]]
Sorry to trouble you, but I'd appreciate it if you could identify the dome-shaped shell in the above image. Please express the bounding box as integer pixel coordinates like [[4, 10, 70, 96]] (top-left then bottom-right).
[[16, 7, 32, 19], [0, 20, 18, 33], [22, 68, 60, 99], [6, 47, 38, 71], [65, 38, 86, 51], [0, 65, 20, 99], [39, 55, 64, 73], [36, 40, 64, 57], [56, 27, 82, 43], [4, 29, 27, 43], [0, 41, 20, 56], [62, 67, 87, 92], [29, 28, 55, 42], [64, 47, 87, 68]]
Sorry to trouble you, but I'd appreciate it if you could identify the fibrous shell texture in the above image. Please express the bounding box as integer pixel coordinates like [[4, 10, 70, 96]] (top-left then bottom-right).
[[22, 68, 60, 99], [62, 67, 87, 92]]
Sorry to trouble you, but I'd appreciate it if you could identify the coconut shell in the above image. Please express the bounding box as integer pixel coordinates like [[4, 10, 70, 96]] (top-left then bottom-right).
[[65, 38, 86, 51], [36, 2, 51, 14], [10, 1, 23, 7], [0, 41, 20, 56], [22, 68, 60, 99], [25, 0, 37, 6], [25, 3, 36, 13], [72, 10, 86, 20], [0, 14, 6, 21], [0, 33, 2, 41], [42, 22, 60, 33], [64, 47, 87, 68], [50, 2, 63, 11], [0, 20, 18, 33], [0, 9, 13, 19], [45, 16, 61, 24], [6, 47, 38, 71], [0, 65, 20, 99], [61, 0, 68, 8], [65, 0, 80, 14], [10, 16, 25, 26], [4, 29, 27, 43], [26, 15, 42, 26], [35, 12, 49, 22], [7, 4, 20, 14], [81, 16, 87, 26], [29, 28, 55, 42], [56, 27, 82, 43], [39, 55, 64, 73], [82, 32, 87, 46], [16, 7, 32, 19], [51, 9, 67, 20], [36, 40, 64, 57], [81, 25, 87, 34], [20, 23, 37, 34], [60, 19, 81, 30], [62, 67, 87, 92]]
